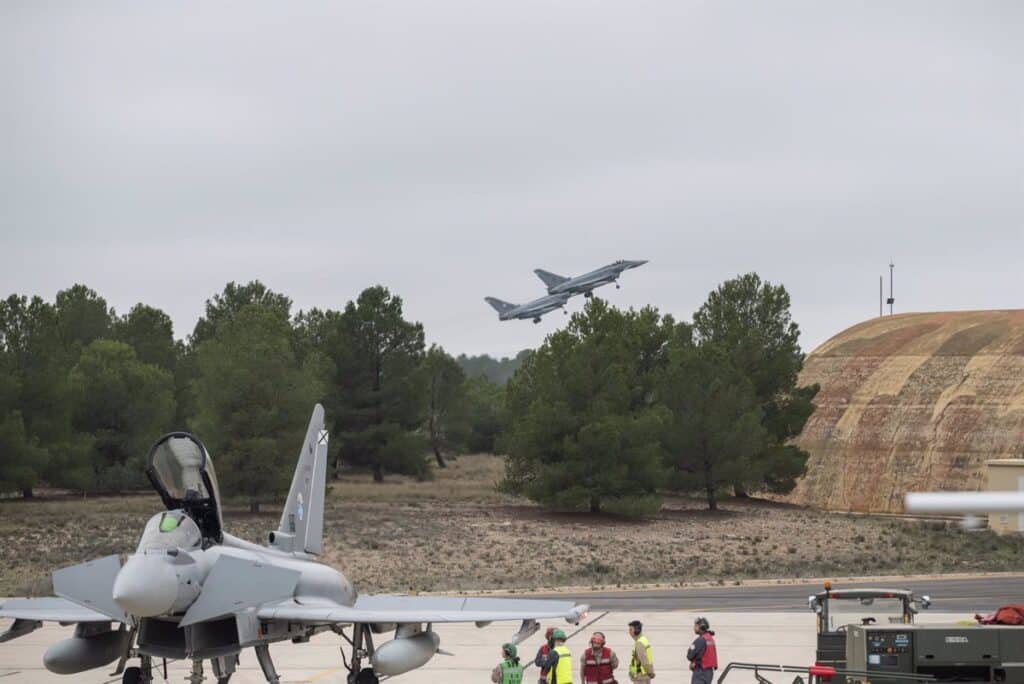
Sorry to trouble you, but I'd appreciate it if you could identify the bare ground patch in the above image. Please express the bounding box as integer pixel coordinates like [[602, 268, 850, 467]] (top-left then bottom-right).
[[2, 454, 1022, 596]]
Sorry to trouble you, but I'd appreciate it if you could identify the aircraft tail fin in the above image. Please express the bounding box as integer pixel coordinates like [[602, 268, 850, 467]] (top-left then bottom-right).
[[534, 269, 569, 288], [485, 297, 517, 315], [276, 404, 327, 555]]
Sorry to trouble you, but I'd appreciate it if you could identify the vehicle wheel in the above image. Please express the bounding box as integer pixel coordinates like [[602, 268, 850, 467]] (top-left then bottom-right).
[[122, 667, 142, 684], [355, 668, 380, 684]]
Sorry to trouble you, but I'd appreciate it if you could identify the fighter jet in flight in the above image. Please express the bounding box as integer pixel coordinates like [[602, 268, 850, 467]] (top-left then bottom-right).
[[485, 292, 571, 323], [0, 406, 587, 684], [534, 260, 648, 298]]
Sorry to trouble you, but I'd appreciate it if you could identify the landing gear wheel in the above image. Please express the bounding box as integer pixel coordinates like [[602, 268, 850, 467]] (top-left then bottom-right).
[[355, 668, 379, 684], [122, 667, 142, 684]]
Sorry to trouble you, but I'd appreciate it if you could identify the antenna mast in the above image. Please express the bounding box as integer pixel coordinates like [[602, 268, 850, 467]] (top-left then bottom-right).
[[886, 261, 895, 315]]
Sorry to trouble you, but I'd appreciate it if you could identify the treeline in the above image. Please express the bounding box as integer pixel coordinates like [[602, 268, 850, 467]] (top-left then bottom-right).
[[501, 273, 819, 514], [455, 351, 530, 386], [0, 283, 505, 508], [1, 273, 817, 516]]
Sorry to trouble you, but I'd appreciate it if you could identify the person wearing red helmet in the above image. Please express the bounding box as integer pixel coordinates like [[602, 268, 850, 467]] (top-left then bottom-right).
[[580, 631, 619, 684], [534, 627, 557, 684]]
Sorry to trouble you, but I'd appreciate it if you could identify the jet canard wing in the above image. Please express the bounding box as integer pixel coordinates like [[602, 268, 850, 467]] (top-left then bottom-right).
[[258, 595, 588, 625]]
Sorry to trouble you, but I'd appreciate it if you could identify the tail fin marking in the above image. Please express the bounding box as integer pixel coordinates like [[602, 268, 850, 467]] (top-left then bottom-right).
[[485, 297, 518, 315], [278, 404, 326, 555]]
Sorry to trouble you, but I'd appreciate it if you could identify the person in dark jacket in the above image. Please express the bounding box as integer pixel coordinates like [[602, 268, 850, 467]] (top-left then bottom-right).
[[534, 627, 556, 684], [686, 617, 718, 684], [535, 629, 572, 684]]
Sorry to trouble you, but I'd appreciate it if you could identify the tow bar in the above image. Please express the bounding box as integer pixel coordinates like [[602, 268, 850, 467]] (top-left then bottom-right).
[[717, 662, 936, 684]]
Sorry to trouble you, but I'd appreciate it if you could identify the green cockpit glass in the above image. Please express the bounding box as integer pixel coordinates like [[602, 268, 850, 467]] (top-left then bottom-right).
[[159, 513, 180, 533]]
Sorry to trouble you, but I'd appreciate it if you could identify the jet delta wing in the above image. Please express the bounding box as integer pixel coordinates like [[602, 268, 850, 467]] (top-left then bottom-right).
[[0, 403, 588, 684]]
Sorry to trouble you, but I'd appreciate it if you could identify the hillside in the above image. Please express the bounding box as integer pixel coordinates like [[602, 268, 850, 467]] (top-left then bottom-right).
[[787, 310, 1024, 512]]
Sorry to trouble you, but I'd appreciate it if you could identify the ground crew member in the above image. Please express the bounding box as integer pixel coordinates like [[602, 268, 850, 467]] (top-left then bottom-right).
[[534, 627, 556, 684], [535, 629, 572, 684], [492, 642, 524, 684], [686, 617, 718, 684], [581, 631, 619, 684], [627, 620, 655, 682]]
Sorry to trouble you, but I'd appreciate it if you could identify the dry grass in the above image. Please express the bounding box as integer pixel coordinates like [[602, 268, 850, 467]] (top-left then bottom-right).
[[2, 454, 1023, 596]]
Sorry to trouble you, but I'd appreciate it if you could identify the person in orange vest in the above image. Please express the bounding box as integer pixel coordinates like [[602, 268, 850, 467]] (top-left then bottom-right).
[[686, 617, 718, 684], [533, 627, 556, 684], [580, 631, 619, 684]]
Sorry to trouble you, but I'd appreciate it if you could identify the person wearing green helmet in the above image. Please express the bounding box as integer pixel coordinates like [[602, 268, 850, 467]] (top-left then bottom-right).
[[535, 628, 573, 684], [492, 642, 524, 684]]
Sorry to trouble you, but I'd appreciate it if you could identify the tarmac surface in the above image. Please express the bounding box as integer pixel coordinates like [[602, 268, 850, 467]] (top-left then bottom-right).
[[534, 574, 1024, 613], [1, 575, 1016, 683]]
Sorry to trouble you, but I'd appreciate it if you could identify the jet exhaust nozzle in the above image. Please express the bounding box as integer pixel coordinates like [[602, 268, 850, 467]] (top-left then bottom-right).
[[370, 630, 440, 676], [112, 553, 179, 617]]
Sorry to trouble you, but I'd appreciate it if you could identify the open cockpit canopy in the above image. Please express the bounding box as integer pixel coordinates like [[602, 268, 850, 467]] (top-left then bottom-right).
[[145, 432, 222, 543]]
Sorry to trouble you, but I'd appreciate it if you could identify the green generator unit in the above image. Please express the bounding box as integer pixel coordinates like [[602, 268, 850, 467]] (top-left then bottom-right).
[[846, 624, 1024, 684]]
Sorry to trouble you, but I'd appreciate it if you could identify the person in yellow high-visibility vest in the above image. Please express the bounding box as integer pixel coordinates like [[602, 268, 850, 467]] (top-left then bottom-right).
[[627, 620, 655, 682], [534, 629, 572, 684]]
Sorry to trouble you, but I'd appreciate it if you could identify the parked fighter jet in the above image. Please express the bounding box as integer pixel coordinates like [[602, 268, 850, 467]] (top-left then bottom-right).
[[534, 260, 647, 298], [0, 406, 587, 684], [485, 292, 570, 323]]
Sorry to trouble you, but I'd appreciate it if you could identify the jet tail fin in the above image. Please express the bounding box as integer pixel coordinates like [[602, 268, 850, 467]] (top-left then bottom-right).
[[485, 297, 517, 315], [534, 269, 569, 288], [276, 404, 327, 555]]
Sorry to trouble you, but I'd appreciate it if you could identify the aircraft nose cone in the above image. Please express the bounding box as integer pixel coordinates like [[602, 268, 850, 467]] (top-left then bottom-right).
[[630, 259, 648, 268], [112, 554, 178, 617]]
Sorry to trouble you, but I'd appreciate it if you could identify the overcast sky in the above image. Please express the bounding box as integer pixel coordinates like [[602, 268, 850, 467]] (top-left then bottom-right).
[[2, 2, 1020, 358]]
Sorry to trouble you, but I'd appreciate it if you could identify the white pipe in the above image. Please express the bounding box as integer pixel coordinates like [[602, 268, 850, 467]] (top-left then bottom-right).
[[905, 492, 1024, 513]]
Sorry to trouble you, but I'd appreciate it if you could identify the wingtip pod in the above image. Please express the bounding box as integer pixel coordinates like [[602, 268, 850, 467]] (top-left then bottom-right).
[[567, 603, 590, 625]]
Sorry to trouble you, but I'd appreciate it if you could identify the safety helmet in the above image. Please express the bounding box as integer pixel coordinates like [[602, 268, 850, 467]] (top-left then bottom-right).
[[590, 632, 606, 647], [551, 629, 567, 641], [503, 643, 518, 659], [695, 616, 711, 632], [545, 627, 556, 640]]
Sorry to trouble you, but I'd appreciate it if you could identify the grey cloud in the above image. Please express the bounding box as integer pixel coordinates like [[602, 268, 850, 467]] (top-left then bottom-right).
[[1, 0, 1020, 357]]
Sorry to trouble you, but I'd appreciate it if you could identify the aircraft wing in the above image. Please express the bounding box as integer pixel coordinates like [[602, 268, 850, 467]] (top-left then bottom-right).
[[0, 596, 113, 623], [258, 595, 588, 625]]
